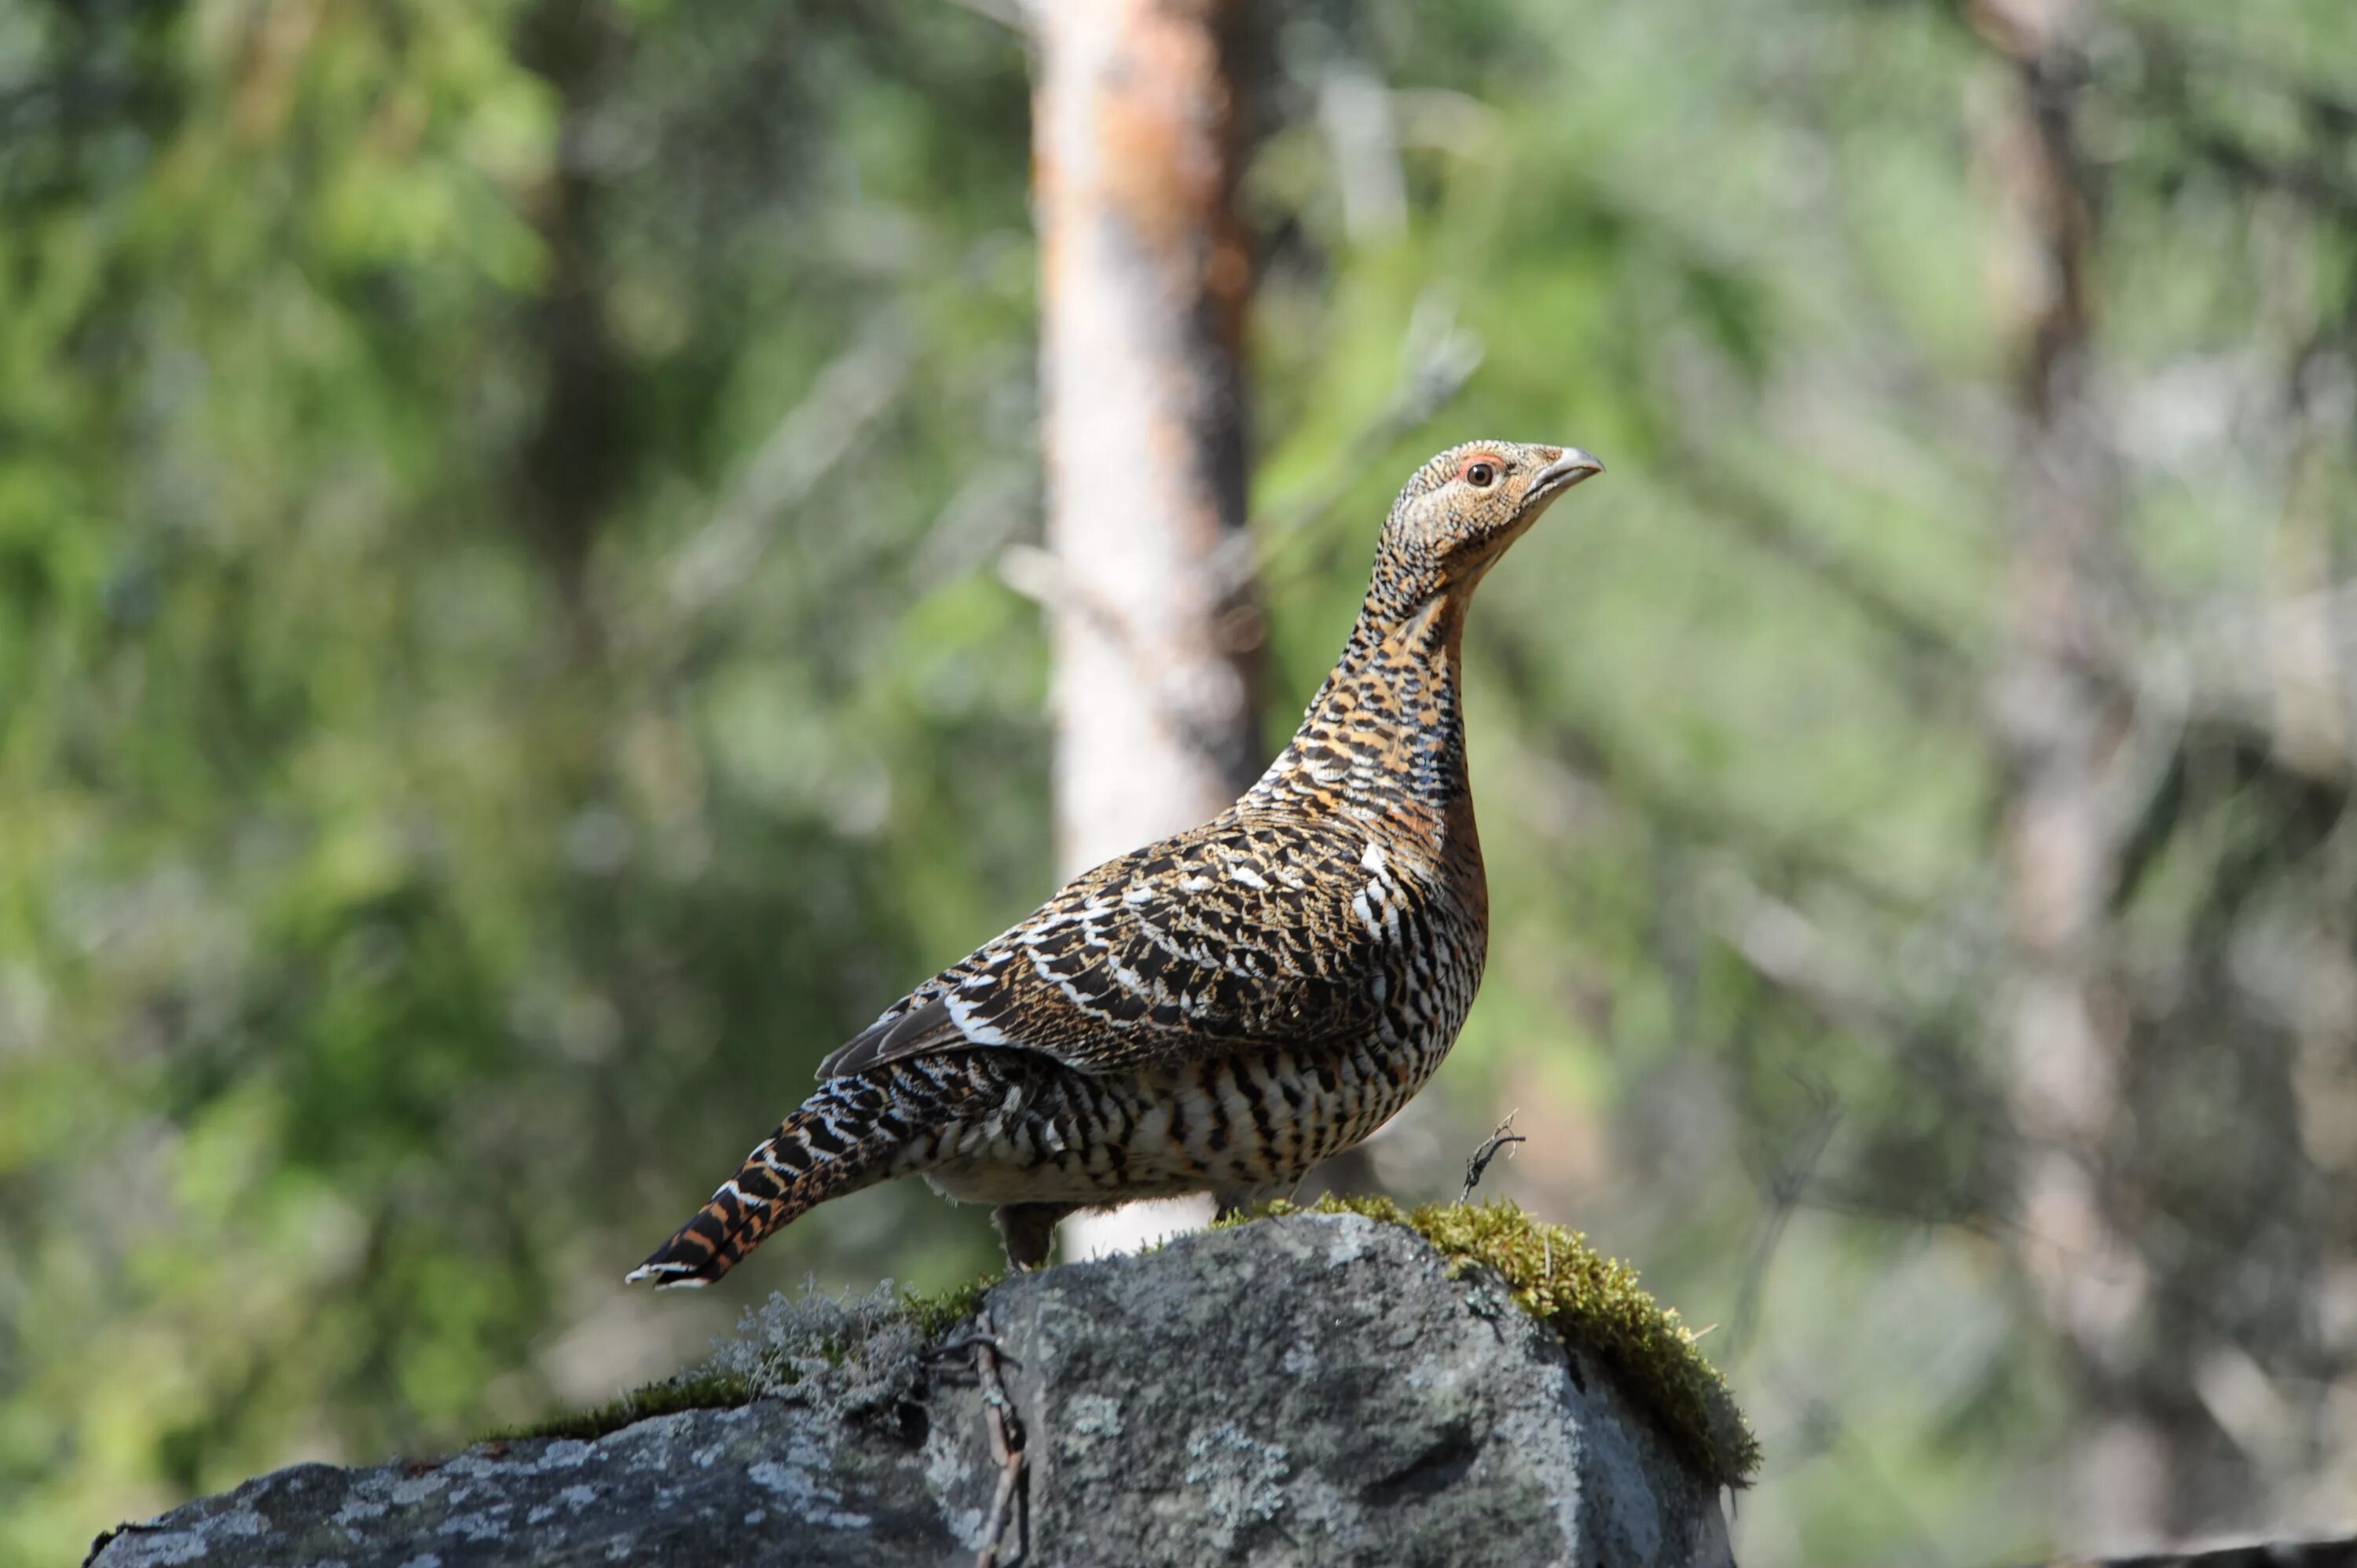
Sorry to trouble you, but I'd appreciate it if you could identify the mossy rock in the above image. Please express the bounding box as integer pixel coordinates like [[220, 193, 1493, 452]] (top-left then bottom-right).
[[106, 1209, 1743, 1566], [1227, 1194, 1759, 1488], [488, 1275, 999, 1445], [497, 1199, 1754, 1492]]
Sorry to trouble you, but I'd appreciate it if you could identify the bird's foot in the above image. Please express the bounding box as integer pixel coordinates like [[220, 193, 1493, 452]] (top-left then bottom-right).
[[992, 1201, 1077, 1271]]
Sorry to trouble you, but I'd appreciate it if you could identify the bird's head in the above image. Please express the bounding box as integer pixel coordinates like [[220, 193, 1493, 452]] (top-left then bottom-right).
[[1380, 440, 1604, 595]]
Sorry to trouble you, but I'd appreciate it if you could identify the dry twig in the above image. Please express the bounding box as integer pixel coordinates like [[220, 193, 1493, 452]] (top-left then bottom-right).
[[971, 1307, 1027, 1568], [1459, 1112, 1526, 1203]]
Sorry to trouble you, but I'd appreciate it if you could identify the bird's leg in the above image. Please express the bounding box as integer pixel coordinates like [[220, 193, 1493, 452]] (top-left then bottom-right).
[[992, 1202, 1076, 1271]]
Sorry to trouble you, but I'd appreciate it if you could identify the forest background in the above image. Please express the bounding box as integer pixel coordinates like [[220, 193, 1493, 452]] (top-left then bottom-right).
[[5, 1, 2357, 1563]]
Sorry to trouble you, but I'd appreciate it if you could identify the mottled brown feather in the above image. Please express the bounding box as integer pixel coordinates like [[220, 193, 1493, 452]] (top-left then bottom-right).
[[630, 439, 1602, 1287]]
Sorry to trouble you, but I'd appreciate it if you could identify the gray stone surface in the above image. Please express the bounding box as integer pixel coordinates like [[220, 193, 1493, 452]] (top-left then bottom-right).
[[87, 1212, 1733, 1568]]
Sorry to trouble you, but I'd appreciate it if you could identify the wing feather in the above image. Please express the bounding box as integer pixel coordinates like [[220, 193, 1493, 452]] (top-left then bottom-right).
[[814, 997, 964, 1079], [814, 813, 1408, 1081]]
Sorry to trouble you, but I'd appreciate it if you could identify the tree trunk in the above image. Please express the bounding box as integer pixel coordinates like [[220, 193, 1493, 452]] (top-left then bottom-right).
[[513, 0, 628, 658], [1026, 0, 1265, 1256], [1971, 0, 2183, 1541]]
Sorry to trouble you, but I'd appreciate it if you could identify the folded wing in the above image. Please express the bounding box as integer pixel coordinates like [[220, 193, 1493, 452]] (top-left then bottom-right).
[[816, 812, 1410, 1080]]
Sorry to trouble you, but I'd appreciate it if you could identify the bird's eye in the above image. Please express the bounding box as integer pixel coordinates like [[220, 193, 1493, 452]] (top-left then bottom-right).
[[1463, 460, 1498, 488]]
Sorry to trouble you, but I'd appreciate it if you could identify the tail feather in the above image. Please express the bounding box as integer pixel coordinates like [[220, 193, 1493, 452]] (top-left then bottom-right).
[[629, 1076, 909, 1288]]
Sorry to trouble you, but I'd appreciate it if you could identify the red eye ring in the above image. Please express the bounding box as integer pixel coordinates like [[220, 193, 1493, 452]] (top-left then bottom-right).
[[1461, 457, 1501, 488]]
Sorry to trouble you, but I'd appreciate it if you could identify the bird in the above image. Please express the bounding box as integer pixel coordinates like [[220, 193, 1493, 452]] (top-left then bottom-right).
[[630, 439, 1604, 1285]]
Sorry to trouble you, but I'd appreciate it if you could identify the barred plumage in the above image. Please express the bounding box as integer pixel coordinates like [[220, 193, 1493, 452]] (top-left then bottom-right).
[[632, 440, 1602, 1285]]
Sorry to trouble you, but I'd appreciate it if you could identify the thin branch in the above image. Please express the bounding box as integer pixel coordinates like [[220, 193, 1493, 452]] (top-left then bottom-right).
[[999, 542, 1261, 786], [1244, 291, 1485, 592], [1459, 1112, 1526, 1203], [971, 1306, 1027, 1568], [662, 330, 911, 625], [1727, 1078, 1838, 1361], [2179, 127, 2357, 221]]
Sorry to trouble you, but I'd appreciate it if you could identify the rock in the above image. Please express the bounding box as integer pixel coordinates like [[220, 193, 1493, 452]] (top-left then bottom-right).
[[82, 1412, 947, 1568], [2022, 1544, 2357, 1568], [87, 1211, 1737, 1568], [2027, 1537, 2357, 1565]]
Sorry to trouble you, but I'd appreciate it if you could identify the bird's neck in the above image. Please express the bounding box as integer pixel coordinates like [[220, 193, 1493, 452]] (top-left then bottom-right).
[[1244, 563, 1481, 853]]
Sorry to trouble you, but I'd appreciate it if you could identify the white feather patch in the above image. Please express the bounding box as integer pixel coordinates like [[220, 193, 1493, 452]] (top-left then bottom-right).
[[946, 993, 1014, 1046]]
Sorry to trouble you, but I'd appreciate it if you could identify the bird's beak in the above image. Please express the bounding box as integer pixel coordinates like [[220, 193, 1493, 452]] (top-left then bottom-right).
[[1531, 448, 1605, 496]]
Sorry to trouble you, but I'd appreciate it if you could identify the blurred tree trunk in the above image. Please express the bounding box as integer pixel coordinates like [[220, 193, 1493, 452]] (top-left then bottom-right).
[[1971, 0, 2207, 1541], [514, 0, 629, 657], [1025, 0, 1266, 1255]]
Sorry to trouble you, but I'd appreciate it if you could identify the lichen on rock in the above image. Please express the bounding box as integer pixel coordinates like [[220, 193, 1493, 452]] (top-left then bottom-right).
[[1228, 1194, 1758, 1487], [90, 1212, 1740, 1568]]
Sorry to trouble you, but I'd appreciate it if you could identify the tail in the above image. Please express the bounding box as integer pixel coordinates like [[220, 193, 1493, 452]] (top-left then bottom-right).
[[628, 1072, 915, 1288]]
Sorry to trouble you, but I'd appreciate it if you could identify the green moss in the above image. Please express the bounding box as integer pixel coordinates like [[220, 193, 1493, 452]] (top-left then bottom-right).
[[486, 1369, 757, 1445], [896, 1275, 998, 1340], [1232, 1195, 1760, 1487], [484, 1213, 1754, 1487]]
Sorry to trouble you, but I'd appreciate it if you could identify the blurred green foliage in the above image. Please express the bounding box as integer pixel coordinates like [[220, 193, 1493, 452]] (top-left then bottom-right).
[[4, 0, 2355, 1563]]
